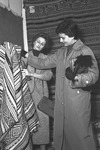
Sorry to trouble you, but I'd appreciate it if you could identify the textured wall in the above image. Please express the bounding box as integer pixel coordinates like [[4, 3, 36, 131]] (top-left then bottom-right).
[[24, 0, 100, 146]]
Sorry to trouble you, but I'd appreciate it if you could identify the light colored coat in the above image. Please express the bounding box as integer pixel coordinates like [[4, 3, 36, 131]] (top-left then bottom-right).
[[27, 40, 99, 150], [27, 53, 53, 144]]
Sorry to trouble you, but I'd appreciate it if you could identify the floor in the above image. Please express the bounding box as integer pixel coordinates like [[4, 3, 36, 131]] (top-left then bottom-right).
[[33, 145, 100, 150], [32, 145, 100, 150], [32, 118, 100, 150]]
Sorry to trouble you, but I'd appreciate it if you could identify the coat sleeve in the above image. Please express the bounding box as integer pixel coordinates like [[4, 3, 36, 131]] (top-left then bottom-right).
[[27, 51, 58, 69], [72, 46, 99, 88], [37, 70, 53, 81]]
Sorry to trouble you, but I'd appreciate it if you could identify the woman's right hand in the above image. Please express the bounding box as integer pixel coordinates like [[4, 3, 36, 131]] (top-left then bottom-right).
[[22, 69, 30, 77]]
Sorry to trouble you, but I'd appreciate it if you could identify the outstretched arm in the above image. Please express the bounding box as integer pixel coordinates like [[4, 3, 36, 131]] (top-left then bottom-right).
[[27, 51, 58, 69], [22, 69, 53, 81]]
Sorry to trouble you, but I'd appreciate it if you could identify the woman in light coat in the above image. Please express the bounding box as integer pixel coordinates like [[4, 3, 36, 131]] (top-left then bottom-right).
[[23, 33, 53, 150]]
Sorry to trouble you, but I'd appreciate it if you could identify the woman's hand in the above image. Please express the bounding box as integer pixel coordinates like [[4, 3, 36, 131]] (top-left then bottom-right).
[[22, 69, 31, 77], [70, 75, 82, 88], [22, 69, 43, 79]]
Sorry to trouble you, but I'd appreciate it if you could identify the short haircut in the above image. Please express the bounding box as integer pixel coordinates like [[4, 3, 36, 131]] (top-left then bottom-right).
[[56, 18, 80, 40]]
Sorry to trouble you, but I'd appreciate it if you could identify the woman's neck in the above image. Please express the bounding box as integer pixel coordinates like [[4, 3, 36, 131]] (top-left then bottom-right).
[[32, 49, 40, 57]]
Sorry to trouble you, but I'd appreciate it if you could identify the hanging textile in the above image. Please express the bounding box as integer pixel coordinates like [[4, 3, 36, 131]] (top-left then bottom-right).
[[0, 42, 39, 150]]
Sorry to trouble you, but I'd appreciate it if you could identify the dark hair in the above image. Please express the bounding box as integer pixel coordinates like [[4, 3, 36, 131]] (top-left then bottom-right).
[[56, 18, 80, 40], [32, 32, 51, 54]]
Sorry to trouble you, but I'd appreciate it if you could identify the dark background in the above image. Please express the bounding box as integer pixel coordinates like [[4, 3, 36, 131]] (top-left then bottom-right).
[[0, 7, 23, 47]]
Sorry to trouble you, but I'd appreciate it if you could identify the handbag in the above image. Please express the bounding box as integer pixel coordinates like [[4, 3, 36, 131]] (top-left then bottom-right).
[[37, 96, 54, 118]]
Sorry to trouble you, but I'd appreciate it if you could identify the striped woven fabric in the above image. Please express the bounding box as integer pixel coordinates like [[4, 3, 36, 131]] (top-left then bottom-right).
[[13, 43, 39, 132], [0, 42, 39, 149]]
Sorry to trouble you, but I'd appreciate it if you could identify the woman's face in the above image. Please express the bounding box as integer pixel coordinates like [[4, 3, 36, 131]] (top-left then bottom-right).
[[33, 37, 46, 51], [59, 33, 74, 46]]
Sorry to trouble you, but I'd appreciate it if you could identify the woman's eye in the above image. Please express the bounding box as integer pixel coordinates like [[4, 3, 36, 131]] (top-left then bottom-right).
[[41, 43, 44, 46]]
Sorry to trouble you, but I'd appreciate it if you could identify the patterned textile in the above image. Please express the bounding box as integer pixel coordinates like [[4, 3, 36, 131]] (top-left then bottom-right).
[[22, 76, 39, 132], [0, 42, 39, 149]]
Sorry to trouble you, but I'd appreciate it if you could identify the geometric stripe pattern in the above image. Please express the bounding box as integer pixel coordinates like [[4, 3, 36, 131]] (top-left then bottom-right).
[[0, 42, 39, 149], [22, 77, 40, 132]]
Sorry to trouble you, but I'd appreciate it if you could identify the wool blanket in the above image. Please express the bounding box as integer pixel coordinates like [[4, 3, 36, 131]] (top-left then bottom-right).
[[0, 42, 39, 150]]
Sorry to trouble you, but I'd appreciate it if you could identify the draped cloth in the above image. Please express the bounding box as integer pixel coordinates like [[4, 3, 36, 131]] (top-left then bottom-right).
[[0, 42, 39, 150]]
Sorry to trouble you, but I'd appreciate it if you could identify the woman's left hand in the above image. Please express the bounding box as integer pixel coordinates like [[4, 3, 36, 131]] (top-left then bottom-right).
[[70, 75, 82, 88]]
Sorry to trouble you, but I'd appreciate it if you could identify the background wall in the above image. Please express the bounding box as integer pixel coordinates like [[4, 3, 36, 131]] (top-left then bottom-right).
[[24, 0, 100, 147]]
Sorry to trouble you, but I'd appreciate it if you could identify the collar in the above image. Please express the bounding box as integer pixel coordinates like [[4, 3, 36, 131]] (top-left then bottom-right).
[[72, 39, 84, 51]]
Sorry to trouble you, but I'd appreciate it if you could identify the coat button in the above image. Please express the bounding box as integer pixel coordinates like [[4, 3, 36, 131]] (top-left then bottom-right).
[[77, 90, 80, 94], [86, 80, 89, 84]]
